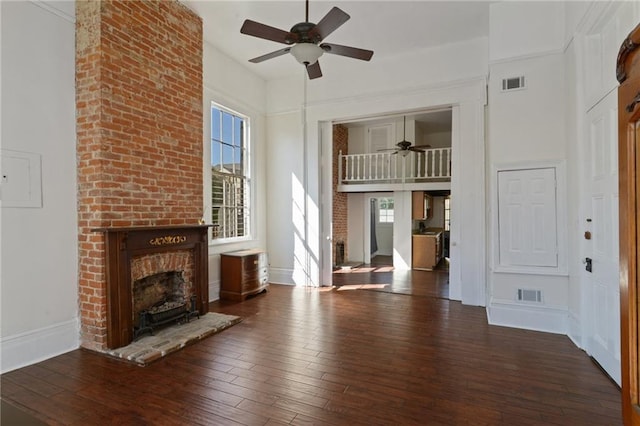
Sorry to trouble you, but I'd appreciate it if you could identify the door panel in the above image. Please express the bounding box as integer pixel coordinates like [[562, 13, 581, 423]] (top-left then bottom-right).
[[586, 89, 621, 385], [498, 168, 557, 267]]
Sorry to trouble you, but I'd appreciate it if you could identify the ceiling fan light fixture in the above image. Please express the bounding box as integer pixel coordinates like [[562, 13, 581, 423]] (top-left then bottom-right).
[[291, 43, 323, 65]]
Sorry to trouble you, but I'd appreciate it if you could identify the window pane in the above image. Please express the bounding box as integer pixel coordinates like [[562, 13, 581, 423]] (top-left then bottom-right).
[[234, 148, 243, 175], [211, 142, 221, 169], [222, 145, 234, 171], [222, 112, 233, 143], [211, 108, 221, 140]]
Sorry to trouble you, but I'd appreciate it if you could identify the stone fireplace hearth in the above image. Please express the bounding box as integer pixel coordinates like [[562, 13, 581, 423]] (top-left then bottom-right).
[[94, 225, 210, 349]]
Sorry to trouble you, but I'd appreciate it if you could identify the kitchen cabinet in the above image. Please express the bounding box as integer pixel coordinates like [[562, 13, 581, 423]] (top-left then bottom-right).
[[220, 249, 268, 301], [412, 191, 433, 220], [412, 231, 442, 270]]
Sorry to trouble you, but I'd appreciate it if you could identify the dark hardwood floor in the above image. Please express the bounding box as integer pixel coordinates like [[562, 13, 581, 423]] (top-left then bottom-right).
[[1, 284, 621, 425]]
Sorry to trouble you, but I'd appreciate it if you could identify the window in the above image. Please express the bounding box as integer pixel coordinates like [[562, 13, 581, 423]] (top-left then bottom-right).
[[378, 197, 394, 223], [211, 103, 250, 240]]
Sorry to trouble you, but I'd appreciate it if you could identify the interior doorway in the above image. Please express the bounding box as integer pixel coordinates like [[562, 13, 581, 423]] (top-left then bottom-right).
[[365, 194, 394, 265]]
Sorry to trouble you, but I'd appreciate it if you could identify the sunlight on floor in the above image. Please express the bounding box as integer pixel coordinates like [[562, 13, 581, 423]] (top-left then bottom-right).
[[333, 266, 394, 273], [336, 284, 389, 291]]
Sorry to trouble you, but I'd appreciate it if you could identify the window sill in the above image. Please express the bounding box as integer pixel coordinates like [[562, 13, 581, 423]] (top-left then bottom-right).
[[209, 235, 253, 247]]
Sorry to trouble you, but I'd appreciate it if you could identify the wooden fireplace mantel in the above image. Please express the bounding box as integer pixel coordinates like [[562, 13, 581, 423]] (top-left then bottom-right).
[[93, 224, 211, 349]]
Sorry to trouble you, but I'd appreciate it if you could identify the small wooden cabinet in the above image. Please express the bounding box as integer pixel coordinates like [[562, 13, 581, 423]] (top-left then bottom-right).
[[412, 232, 442, 270], [220, 249, 268, 301], [412, 191, 433, 220]]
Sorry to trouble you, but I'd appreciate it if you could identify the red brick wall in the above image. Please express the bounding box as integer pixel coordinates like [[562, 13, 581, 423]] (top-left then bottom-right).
[[76, 0, 203, 351], [332, 124, 348, 264]]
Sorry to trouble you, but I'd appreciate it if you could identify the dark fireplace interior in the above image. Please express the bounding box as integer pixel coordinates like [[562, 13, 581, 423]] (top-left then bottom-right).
[[133, 270, 188, 328]]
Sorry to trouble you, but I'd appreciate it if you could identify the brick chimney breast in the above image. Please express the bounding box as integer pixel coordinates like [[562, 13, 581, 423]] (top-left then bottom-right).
[[76, 0, 203, 351]]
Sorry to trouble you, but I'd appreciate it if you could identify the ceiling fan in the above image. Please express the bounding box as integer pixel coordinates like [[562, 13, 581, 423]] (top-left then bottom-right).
[[240, 0, 374, 79], [380, 116, 431, 156]]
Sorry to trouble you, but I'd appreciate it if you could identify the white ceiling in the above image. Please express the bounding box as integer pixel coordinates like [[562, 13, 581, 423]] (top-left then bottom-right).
[[183, 1, 491, 82]]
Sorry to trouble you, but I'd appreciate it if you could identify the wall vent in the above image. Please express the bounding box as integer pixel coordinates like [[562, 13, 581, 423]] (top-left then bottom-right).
[[501, 76, 526, 91], [517, 288, 542, 303]]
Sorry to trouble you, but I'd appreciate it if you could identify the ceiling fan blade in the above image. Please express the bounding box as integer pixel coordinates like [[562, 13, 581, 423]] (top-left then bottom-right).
[[408, 147, 426, 152], [411, 144, 432, 149], [241, 20, 298, 45], [306, 61, 322, 79], [320, 43, 374, 61], [308, 7, 350, 42], [249, 47, 291, 63]]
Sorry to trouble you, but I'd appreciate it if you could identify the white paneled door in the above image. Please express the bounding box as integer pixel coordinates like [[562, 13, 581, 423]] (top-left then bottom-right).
[[585, 90, 621, 385]]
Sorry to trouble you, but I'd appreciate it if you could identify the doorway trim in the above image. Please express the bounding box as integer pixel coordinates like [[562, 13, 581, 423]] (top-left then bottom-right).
[[314, 77, 486, 306]]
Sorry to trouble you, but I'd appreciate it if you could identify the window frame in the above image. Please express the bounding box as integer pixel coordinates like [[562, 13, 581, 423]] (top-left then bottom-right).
[[377, 197, 395, 225], [208, 101, 253, 245]]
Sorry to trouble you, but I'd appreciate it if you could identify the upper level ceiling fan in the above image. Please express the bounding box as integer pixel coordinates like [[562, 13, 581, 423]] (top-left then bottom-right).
[[380, 116, 431, 156], [240, 0, 374, 79]]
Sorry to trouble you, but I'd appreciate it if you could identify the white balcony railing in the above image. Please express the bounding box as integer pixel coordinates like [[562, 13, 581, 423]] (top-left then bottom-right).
[[339, 148, 451, 184]]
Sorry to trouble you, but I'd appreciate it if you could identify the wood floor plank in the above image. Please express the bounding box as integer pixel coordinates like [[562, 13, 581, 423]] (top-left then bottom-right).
[[1, 283, 622, 425]]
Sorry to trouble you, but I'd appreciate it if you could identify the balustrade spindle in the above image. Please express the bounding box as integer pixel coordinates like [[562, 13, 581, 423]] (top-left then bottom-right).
[[430, 150, 436, 178]]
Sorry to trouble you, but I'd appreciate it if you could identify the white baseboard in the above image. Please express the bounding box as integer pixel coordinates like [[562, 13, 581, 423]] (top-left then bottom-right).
[[268, 267, 295, 285], [487, 299, 568, 335], [567, 310, 584, 350], [1, 318, 79, 373]]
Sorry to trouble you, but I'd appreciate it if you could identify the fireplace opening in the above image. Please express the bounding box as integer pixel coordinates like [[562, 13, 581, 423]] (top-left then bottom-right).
[[132, 270, 199, 339]]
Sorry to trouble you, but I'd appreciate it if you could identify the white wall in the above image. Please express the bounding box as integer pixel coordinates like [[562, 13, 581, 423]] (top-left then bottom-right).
[[202, 40, 268, 299], [489, 1, 564, 62], [486, 1, 571, 333], [1, 1, 78, 373], [346, 193, 365, 263]]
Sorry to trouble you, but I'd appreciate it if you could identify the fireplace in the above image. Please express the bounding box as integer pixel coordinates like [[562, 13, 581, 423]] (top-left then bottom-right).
[[94, 225, 210, 349]]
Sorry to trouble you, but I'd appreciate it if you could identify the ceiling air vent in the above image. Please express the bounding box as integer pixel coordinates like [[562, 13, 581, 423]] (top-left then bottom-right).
[[501, 76, 526, 92], [517, 288, 542, 303]]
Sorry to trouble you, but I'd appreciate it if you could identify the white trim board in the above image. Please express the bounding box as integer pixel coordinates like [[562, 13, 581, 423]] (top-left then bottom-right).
[[1, 318, 79, 374], [486, 299, 568, 335], [268, 267, 296, 286]]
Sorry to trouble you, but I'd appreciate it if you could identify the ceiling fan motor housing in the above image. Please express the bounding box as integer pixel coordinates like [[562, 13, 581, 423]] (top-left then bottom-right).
[[290, 22, 321, 44]]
